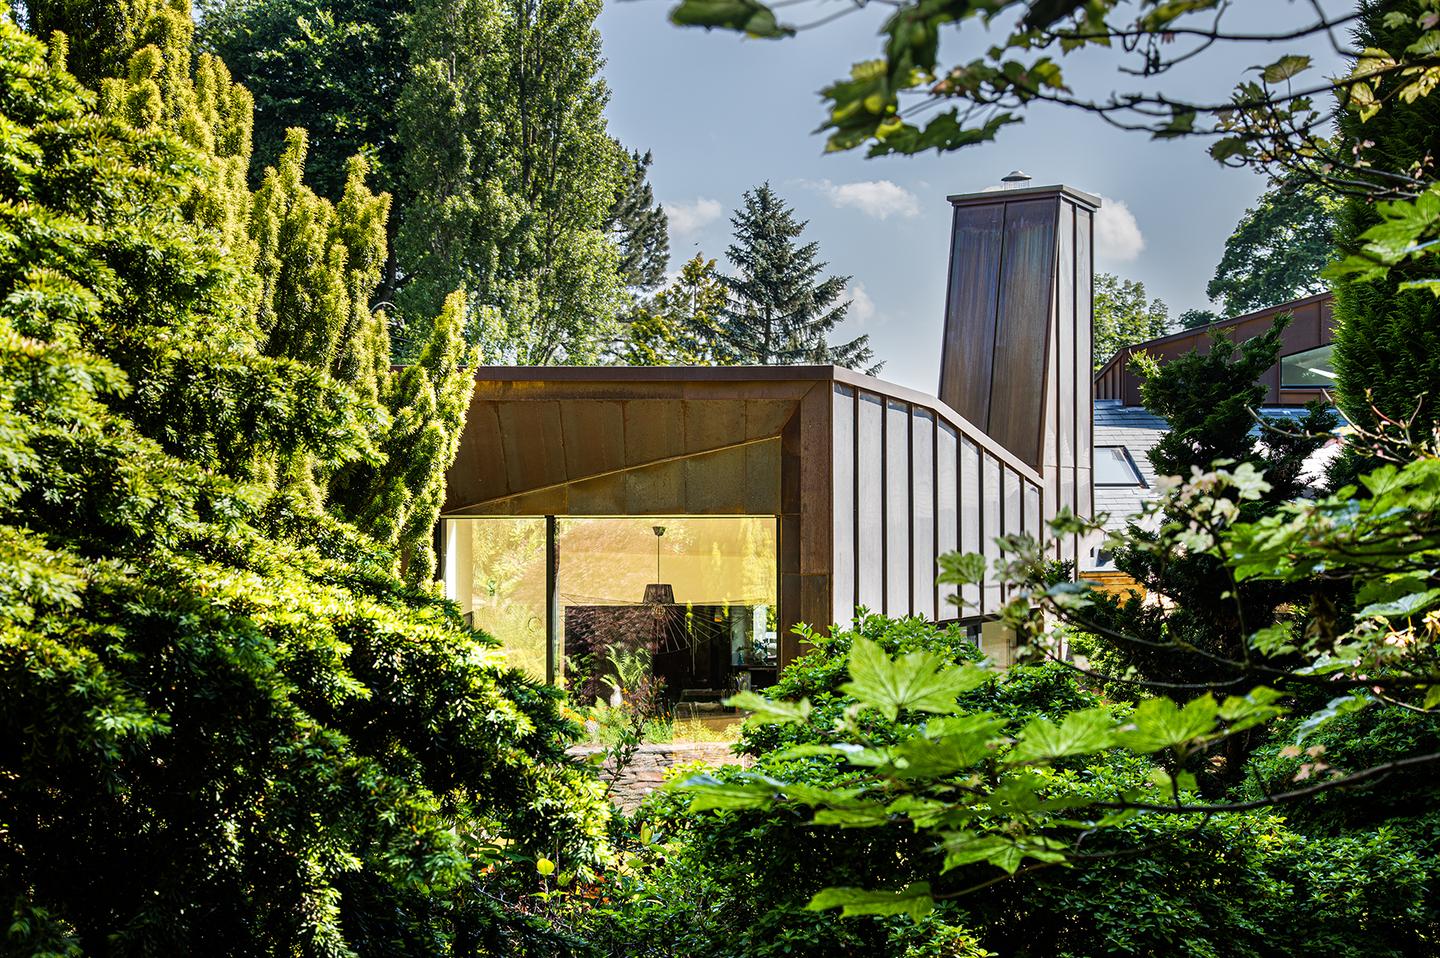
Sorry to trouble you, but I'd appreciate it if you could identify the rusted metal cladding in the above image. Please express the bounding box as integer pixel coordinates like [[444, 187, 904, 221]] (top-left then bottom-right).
[[939, 185, 1099, 479]]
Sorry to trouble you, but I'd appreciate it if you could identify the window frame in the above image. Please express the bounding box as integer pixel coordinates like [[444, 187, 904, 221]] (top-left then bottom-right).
[[1094, 445, 1147, 488], [1279, 343, 1336, 389]]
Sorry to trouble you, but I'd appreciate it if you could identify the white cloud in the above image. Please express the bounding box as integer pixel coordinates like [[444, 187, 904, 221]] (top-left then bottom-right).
[[807, 179, 921, 220], [1094, 195, 1145, 263], [664, 197, 723, 238], [845, 282, 883, 326]]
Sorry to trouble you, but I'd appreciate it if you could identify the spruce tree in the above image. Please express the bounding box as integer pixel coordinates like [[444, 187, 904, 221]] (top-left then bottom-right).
[[721, 183, 877, 371], [1331, 0, 1440, 440], [608, 147, 670, 292], [396, 0, 625, 364]]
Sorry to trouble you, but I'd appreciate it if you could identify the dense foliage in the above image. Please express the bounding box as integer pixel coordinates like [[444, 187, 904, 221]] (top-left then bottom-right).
[[565, 615, 1437, 957], [1091, 272, 1169, 370], [1331, 1, 1440, 441], [1205, 172, 1339, 316], [0, 6, 609, 954]]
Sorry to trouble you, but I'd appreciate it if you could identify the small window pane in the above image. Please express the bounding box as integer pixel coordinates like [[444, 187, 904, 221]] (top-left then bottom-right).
[[1003, 468, 1022, 539], [960, 436, 981, 615], [1023, 482, 1041, 539], [1280, 343, 1335, 388], [858, 394, 884, 611], [982, 455, 1002, 614], [1095, 446, 1145, 486]]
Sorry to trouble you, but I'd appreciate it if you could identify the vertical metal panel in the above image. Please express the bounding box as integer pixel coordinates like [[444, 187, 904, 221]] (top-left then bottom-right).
[[912, 408, 936, 619], [1023, 482, 1041, 539], [1056, 200, 1077, 472], [832, 385, 856, 625], [960, 436, 981, 615], [937, 422, 959, 617], [1075, 206, 1095, 567], [988, 198, 1060, 468], [857, 393, 884, 610], [982, 454, 1002, 614], [939, 203, 1006, 425], [886, 398, 911, 616]]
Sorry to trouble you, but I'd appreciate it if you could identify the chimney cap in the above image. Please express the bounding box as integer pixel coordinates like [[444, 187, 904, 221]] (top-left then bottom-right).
[[1001, 169, 1032, 184]]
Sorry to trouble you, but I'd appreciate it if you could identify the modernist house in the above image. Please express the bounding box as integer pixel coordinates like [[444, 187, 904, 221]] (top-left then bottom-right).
[[439, 182, 1099, 701]]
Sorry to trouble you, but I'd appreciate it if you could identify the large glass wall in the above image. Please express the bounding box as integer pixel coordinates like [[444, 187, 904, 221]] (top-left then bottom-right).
[[443, 516, 777, 701], [443, 517, 548, 680]]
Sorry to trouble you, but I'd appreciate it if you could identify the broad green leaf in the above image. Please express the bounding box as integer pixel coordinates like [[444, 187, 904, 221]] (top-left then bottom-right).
[[1115, 695, 1219, 753], [1009, 707, 1116, 763], [535, 857, 555, 876], [812, 804, 893, 828], [938, 551, 987, 586], [1295, 694, 1374, 742], [1358, 588, 1440, 619], [669, 0, 794, 39], [942, 833, 1068, 874], [725, 690, 812, 725], [807, 882, 934, 920], [679, 773, 781, 812], [1249, 624, 1296, 656], [840, 636, 992, 721], [1218, 686, 1286, 733], [1260, 54, 1312, 83]]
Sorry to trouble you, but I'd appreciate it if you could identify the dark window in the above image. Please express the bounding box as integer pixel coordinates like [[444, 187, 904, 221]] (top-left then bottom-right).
[[1095, 446, 1145, 487], [1279, 343, 1335, 388]]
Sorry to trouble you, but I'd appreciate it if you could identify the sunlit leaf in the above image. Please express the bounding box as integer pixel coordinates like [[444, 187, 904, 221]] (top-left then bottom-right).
[[669, 0, 794, 39], [725, 690, 812, 725], [1009, 707, 1115, 763], [840, 636, 993, 721], [807, 882, 934, 919], [1260, 54, 1312, 83]]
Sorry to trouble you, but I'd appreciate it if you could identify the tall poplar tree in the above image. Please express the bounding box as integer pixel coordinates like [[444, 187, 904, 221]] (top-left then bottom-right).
[[721, 183, 877, 371], [396, 0, 625, 364]]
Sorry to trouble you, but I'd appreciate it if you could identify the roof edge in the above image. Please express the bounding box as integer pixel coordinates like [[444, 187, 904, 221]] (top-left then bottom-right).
[[947, 183, 1101, 210]]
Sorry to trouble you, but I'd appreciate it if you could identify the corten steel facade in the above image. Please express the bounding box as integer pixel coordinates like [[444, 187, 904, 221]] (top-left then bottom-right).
[[439, 184, 1093, 678], [439, 366, 1042, 673], [1094, 291, 1335, 407]]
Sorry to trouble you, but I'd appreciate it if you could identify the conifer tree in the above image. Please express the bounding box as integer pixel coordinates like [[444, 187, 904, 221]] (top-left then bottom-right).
[[617, 253, 730, 365], [721, 183, 877, 371], [396, 0, 624, 364], [0, 13, 608, 954], [608, 148, 670, 292], [1331, 0, 1440, 440]]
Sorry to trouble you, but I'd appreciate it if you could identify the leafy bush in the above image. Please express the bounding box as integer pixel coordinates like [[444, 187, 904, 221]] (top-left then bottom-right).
[[0, 14, 608, 954]]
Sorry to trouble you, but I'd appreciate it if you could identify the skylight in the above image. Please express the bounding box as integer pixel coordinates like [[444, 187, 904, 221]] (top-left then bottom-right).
[[1095, 446, 1145, 487]]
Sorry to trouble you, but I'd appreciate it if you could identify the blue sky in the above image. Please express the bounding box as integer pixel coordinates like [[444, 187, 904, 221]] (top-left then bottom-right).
[[595, 0, 1351, 392]]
